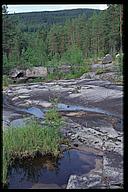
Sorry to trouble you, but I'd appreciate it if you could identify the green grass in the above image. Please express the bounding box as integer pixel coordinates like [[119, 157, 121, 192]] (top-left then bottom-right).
[[3, 108, 63, 186], [3, 75, 13, 88], [44, 65, 90, 80], [3, 149, 10, 186]]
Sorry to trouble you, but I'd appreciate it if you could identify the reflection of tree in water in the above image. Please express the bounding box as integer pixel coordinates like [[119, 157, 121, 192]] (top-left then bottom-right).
[[8, 150, 97, 188], [9, 156, 60, 183]]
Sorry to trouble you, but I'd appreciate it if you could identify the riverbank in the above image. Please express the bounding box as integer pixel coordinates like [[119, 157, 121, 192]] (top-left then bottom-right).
[[3, 75, 123, 189]]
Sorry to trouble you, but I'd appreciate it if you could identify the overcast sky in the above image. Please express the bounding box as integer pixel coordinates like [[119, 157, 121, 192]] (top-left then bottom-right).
[[7, 4, 107, 14]]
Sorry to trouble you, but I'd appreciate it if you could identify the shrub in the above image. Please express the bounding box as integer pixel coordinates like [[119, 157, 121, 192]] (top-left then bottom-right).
[[61, 44, 84, 65]]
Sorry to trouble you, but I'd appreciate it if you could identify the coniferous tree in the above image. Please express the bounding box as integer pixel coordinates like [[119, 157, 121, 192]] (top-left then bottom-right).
[[3, 5, 122, 73]]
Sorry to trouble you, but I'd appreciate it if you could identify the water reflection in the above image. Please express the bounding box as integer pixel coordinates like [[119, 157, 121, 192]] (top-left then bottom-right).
[[57, 103, 116, 116], [8, 149, 98, 189]]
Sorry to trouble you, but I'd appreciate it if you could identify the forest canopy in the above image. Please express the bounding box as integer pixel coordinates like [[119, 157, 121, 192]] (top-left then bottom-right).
[[2, 5, 123, 74]]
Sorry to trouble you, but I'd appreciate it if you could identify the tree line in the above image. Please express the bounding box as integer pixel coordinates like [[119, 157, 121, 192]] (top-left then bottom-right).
[[2, 4, 123, 74]]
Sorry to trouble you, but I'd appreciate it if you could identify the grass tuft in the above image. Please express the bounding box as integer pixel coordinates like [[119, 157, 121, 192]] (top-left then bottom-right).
[[3, 108, 63, 186]]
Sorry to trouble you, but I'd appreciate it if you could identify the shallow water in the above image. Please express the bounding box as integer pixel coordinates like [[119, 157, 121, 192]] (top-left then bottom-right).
[[57, 103, 116, 116], [3, 94, 45, 119], [3, 94, 122, 131], [3, 93, 118, 122], [24, 107, 45, 118], [8, 149, 101, 189]]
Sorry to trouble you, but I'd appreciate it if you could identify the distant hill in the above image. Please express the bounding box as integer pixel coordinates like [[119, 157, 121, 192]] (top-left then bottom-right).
[[9, 8, 101, 32]]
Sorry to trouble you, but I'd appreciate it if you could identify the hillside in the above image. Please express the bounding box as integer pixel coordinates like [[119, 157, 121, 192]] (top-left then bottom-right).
[[9, 8, 101, 32], [3, 5, 122, 75]]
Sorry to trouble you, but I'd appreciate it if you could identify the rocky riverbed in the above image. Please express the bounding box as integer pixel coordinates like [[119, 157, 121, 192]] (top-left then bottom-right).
[[3, 76, 123, 189]]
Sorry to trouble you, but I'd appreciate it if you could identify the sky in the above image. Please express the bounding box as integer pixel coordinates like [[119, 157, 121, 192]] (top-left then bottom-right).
[[7, 4, 107, 14]]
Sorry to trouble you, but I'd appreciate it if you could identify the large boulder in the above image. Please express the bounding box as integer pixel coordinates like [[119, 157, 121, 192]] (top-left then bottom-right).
[[102, 54, 112, 64], [25, 67, 48, 78], [10, 69, 25, 78]]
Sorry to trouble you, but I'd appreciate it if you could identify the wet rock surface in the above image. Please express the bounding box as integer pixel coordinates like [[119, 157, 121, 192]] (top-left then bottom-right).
[[3, 76, 123, 189]]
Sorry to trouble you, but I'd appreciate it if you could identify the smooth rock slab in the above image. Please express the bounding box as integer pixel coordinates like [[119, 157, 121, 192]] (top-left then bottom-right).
[[68, 84, 122, 103], [15, 88, 32, 94]]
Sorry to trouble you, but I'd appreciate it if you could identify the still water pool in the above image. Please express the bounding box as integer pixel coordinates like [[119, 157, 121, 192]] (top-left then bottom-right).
[[8, 149, 101, 189]]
